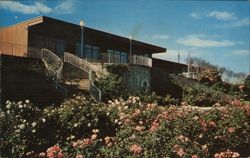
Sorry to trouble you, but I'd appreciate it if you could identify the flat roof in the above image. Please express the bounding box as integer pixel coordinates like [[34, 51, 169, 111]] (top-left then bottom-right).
[[1, 16, 166, 54]]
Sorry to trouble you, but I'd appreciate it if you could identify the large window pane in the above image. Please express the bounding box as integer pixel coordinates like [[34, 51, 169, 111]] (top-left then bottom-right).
[[84, 44, 91, 60], [92, 46, 99, 61]]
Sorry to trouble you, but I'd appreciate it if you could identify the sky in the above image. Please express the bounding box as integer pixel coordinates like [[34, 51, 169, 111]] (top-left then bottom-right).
[[0, 0, 249, 74]]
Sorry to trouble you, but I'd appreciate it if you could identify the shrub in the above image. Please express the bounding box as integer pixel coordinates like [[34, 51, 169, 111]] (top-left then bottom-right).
[[0, 100, 44, 157], [244, 75, 250, 98], [1, 96, 249, 157], [96, 64, 129, 101]]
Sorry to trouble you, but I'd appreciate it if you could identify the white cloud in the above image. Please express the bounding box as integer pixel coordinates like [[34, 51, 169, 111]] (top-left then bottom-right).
[[190, 12, 199, 19], [228, 49, 249, 56], [152, 34, 170, 40], [208, 11, 236, 21], [0, 1, 52, 14], [0, 0, 75, 15], [55, 0, 75, 14], [177, 34, 236, 47], [232, 18, 250, 27]]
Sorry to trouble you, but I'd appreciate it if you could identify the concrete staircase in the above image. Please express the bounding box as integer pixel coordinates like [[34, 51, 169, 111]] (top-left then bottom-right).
[[63, 52, 102, 101], [61, 62, 90, 94]]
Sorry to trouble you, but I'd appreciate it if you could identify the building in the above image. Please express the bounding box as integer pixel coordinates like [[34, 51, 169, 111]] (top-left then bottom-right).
[[0, 16, 165, 60], [1, 16, 172, 102]]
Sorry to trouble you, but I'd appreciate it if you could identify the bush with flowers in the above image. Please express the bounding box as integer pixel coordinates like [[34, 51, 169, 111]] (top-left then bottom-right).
[[1, 95, 249, 157], [0, 100, 46, 157]]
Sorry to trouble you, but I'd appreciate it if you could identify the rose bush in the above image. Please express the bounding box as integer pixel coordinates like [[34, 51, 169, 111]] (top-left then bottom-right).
[[1, 96, 249, 157]]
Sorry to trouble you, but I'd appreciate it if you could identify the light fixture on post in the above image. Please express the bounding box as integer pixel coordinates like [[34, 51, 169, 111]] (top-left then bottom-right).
[[80, 20, 85, 58], [129, 35, 132, 64]]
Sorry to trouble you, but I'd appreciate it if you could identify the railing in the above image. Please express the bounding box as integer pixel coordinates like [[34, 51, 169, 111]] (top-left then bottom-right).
[[64, 52, 102, 102], [40, 49, 63, 81], [101, 53, 128, 64], [131, 55, 152, 67], [80, 53, 152, 67], [100, 53, 152, 67], [28, 48, 67, 98], [89, 69, 102, 102], [64, 52, 102, 75]]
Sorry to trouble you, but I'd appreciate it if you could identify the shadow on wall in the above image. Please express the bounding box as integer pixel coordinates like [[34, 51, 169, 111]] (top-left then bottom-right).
[[1, 55, 64, 107]]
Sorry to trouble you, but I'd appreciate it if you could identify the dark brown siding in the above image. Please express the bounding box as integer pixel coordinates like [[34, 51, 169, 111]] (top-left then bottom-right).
[[152, 58, 187, 74], [28, 16, 166, 56]]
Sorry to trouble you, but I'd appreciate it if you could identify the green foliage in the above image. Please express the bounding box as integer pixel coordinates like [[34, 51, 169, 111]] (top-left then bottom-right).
[[210, 82, 229, 93], [96, 73, 127, 102], [1, 96, 249, 157], [169, 74, 233, 106], [105, 64, 128, 77], [0, 100, 44, 157], [244, 75, 250, 98], [120, 91, 179, 106], [198, 69, 222, 85], [96, 64, 129, 101]]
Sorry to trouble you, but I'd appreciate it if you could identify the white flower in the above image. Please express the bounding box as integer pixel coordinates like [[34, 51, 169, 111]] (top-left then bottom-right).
[[32, 122, 37, 127], [18, 101, 22, 105], [199, 134, 203, 138], [32, 129, 36, 133], [5, 100, 10, 104], [87, 123, 91, 127], [92, 129, 99, 133], [15, 129, 21, 133], [6, 103, 12, 109], [7, 110, 10, 114], [70, 135, 75, 139], [106, 112, 110, 116], [114, 119, 118, 124], [19, 124, 25, 129], [25, 100, 30, 104], [124, 106, 128, 110], [74, 123, 78, 127], [23, 119, 27, 123], [18, 104, 23, 109], [42, 118, 46, 123]]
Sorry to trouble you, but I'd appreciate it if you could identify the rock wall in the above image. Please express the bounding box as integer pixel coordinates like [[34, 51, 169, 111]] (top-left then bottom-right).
[[126, 65, 151, 92]]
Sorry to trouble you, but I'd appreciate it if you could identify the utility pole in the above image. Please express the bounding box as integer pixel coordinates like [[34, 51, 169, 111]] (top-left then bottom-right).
[[187, 52, 191, 78], [178, 52, 180, 63], [80, 20, 85, 58], [129, 35, 132, 64]]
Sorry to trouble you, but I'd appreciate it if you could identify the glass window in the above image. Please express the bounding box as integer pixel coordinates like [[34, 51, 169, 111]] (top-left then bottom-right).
[[114, 50, 121, 63], [107, 49, 114, 54], [92, 46, 99, 60], [75, 42, 81, 57], [121, 52, 128, 64], [56, 39, 65, 56], [84, 44, 92, 60]]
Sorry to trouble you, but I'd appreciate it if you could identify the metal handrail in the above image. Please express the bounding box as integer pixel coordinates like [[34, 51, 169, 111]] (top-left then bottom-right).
[[64, 52, 102, 102], [89, 69, 102, 102], [131, 54, 152, 67], [41, 49, 63, 81], [100, 53, 152, 67]]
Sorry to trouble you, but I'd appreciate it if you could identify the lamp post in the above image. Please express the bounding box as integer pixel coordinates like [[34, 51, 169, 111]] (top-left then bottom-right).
[[80, 20, 85, 58], [129, 35, 132, 64]]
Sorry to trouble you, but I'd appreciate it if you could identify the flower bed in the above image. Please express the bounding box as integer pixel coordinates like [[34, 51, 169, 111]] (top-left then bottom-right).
[[0, 96, 249, 157]]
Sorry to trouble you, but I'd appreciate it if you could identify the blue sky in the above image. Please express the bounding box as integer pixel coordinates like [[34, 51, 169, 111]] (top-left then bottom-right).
[[1, 0, 249, 73]]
